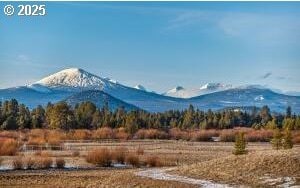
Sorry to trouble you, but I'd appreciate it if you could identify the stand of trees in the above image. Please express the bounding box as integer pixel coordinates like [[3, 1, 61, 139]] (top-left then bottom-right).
[[1, 99, 300, 131]]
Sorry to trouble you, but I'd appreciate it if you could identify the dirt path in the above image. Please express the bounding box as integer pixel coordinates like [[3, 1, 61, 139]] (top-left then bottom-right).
[[136, 168, 232, 188]]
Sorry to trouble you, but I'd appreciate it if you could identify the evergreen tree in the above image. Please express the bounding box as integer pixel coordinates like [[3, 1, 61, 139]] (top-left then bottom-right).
[[46, 102, 75, 130], [233, 132, 247, 155], [74, 102, 96, 129], [260, 105, 272, 125], [31, 105, 45, 128], [286, 106, 292, 118], [91, 109, 103, 129], [282, 128, 293, 149], [271, 128, 282, 150], [17, 104, 31, 129]]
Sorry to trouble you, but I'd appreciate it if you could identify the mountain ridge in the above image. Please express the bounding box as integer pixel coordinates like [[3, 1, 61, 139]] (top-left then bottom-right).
[[1, 68, 299, 113]]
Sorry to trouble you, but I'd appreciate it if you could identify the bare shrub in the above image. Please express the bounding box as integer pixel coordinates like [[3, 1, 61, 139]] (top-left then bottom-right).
[[92, 127, 114, 139], [86, 148, 112, 167], [220, 129, 236, 142], [135, 129, 168, 139], [146, 156, 162, 167], [34, 150, 50, 157], [0, 157, 3, 166], [114, 128, 130, 140], [292, 131, 300, 144], [0, 131, 19, 139], [34, 157, 53, 169], [0, 139, 18, 156], [24, 157, 35, 170], [27, 137, 46, 149], [68, 129, 91, 140], [245, 129, 273, 142], [46, 130, 64, 149], [112, 147, 127, 164], [12, 157, 23, 170], [55, 158, 65, 168], [34, 151, 41, 156], [27, 129, 47, 148], [190, 130, 218, 141], [125, 153, 140, 167], [169, 128, 189, 140], [72, 150, 80, 157], [136, 147, 144, 155]]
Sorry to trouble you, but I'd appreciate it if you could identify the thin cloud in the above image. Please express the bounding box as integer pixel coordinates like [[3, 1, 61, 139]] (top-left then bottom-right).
[[165, 11, 300, 45], [261, 72, 272, 79]]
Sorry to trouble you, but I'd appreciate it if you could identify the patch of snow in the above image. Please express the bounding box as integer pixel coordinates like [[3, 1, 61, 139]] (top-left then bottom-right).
[[254, 95, 264, 101], [260, 176, 297, 187], [164, 83, 232, 98], [0, 165, 13, 171], [137, 168, 232, 188], [220, 101, 239, 104], [134, 84, 147, 91]]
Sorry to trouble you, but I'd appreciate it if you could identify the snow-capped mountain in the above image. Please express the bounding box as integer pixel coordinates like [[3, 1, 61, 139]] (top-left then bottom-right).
[[187, 87, 300, 113], [1, 68, 299, 113], [164, 83, 232, 98], [35, 68, 117, 91], [134, 84, 147, 91], [0, 68, 184, 112]]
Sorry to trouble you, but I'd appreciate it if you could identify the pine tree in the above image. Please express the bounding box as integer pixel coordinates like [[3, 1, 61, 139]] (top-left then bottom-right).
[[271, 128, 282, 150], [282, 128, 293, 149], [286, 106, 292, 118], [233, 132, 247, 155]]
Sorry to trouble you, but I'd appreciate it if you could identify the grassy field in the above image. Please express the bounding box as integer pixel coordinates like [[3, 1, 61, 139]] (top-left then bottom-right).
[[0, 138, 299, 187]]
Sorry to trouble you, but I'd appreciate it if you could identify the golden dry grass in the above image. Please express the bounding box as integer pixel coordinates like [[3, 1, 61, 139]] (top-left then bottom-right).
[[174, 148, 300, 187], [0, 169, 196, 188]]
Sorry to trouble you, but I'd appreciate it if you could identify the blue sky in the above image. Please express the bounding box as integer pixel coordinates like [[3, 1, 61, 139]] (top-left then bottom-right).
[[0, 2, 300, 93]]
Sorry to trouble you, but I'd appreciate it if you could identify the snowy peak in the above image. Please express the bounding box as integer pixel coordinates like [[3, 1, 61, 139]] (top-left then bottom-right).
[[200, 83, 232, 90], [134, 84, 147, 91], [164, 86, 190, 98], [164, 83, 232, 98], [35, 68, 116, 91], [168, 86, 184, 93]]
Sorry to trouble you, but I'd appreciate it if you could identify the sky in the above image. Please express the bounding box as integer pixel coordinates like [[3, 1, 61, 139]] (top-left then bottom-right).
[[0, 2, 300, 93]]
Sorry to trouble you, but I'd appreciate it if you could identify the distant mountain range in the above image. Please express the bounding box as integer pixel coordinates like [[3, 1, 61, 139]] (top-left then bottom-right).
[[0, 68, 299, 113], [163, 83, 233, 98]]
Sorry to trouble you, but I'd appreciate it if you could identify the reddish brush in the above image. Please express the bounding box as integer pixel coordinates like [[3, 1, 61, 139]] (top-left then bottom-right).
[[86, 148, 112, 167], [0, 139, 18, 156], [125, 153, 140, 167], [92, 127, 114, 139]]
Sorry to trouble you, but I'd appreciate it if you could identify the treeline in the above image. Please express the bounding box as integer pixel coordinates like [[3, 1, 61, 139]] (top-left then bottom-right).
[[0, 99, 300, 132]]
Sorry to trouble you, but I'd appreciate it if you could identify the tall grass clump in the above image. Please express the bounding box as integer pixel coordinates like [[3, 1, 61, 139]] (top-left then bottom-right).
[[136, 147, 144, 155], [125, 153, 140, 167], [24, 157, 35, 170], [12, 157, 23, 170], [112, 147, 127, 164], [146, 156, 162, 167], [34, 157, 53, 169], [55, 158, 66, 168], [0, 139, 18, 156], [86, 148, 112, 167]]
